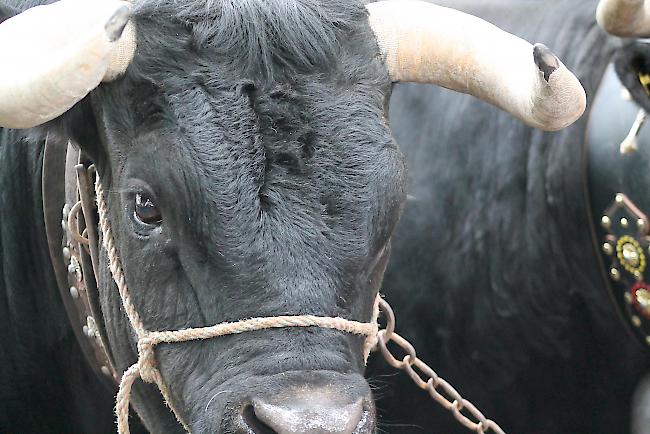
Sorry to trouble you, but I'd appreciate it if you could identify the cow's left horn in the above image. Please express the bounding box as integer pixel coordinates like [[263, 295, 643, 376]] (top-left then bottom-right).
[[596, 0, 650, 37], [0, 0, 136, 129], [366, 0, 586, 132]]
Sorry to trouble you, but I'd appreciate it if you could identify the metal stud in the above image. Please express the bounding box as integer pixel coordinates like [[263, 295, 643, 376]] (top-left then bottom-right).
[[616, 194, 625, 204], [646, 336, 650, 346], [82, 325, 89, 336], [86, 316, 98, 339], [61, 219, 67, 232], [623, 242, 641, 266], [101, 366, 111, 376], [62, 203, 71, 220], [621, 217, 629, 228], [69, 286, 79, 299], [625, 292, 633, 304], [62, 246, 71, 262], [639, 219, 647, 232], [632, 315, 642, 327], [603, 243, 613, 255], [68, 256, 82, 281], [636, 288, 650, 311], [610, 268, 621, 281], [601, 216, 611, 229]]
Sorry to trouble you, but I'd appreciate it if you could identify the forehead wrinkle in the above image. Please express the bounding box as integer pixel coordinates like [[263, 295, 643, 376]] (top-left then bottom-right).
[[165, 82, 268, 257], [257, 87, 399, 276], [164, 83, 345, 307]]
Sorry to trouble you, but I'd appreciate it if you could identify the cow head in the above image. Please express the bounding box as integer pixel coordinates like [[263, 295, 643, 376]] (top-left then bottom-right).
[[0, 0, 587, 432]]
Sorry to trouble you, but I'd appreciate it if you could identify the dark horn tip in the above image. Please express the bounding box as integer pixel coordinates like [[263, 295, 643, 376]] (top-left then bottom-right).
[[533, 43, 560, 82], [105, 5, 132, 43]]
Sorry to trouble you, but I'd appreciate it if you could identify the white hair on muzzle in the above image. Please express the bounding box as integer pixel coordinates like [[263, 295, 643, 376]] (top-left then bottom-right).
[[597, 0, 650, 37], [366, 0, 587, 131], [0, 0, 135, 129]]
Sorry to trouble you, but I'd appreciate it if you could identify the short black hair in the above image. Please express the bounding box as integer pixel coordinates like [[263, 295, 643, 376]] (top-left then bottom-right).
[[132, 0, 368, 79]]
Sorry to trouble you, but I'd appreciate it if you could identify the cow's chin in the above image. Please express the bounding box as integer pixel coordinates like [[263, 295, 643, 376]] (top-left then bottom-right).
[[183, 370, 377, 434]]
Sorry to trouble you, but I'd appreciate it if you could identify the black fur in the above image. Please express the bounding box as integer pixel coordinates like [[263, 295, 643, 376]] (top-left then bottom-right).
[[0, 4, 14, 22], [0, 133, 119, 432], [369, 1, 650, 433]]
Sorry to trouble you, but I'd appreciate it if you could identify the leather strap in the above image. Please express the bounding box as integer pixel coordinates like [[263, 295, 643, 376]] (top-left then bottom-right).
[[585, 63, 650, 348], [42, 136, 118, 388]]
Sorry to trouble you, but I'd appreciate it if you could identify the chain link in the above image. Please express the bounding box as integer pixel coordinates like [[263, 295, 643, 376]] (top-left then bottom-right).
[[377, 299, 506, 434]]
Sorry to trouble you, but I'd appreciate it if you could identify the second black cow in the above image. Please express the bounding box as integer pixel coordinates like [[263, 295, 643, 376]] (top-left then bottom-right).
[[374, 0, 650, 433]]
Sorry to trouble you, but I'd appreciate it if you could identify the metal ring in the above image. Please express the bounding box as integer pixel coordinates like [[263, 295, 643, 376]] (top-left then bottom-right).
[[67, 201, 90, 245], [378, 298, 395, 339]]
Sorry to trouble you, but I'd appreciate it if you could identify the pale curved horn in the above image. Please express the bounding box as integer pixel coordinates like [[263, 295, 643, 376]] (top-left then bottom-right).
[[366, 0, 587, 132], [0, 0, 136, 129], [596, 0, 650, 37]]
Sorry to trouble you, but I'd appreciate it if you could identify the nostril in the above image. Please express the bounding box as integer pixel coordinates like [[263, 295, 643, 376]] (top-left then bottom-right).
[[243, 404, 279, 434], [251, 393, 364, 434]]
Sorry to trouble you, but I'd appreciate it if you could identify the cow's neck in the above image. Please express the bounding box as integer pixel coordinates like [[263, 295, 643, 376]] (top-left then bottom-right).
[[0, 132, 115, 432]]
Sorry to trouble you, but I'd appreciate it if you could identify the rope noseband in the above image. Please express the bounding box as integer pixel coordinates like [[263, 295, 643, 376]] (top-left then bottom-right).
[[94, 176, 382, 434]]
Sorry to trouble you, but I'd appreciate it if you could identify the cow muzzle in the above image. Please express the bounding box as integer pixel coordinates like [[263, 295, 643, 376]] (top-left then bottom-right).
[[232, 372, 375, 434]]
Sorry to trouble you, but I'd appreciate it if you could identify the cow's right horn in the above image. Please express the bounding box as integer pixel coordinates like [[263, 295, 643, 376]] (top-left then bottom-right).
[[366, 0, 587, 132], [596, 0, 650, 37], [0, 0, 136, 129]]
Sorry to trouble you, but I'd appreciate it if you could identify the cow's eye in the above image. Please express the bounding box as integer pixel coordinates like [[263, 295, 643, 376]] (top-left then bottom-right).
[[134, 193, 162, 225]]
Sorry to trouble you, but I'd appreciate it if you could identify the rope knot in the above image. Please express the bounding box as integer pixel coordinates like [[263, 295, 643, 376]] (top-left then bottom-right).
[[362, 295, 382, 363], [364, 323, 380, 360], [137, 337, 157, 384]]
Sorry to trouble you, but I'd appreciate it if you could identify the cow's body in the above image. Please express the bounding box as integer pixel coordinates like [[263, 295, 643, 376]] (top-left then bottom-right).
[[373, 1, 650, 433]]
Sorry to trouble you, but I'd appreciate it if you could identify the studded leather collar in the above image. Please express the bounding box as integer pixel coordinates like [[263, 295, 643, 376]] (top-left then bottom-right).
[[42, 135, 118, 388], [585, 63, 650, 347]]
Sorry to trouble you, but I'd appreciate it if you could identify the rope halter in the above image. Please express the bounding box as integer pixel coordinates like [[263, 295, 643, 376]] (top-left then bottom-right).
[[93, 176, 383, 434]]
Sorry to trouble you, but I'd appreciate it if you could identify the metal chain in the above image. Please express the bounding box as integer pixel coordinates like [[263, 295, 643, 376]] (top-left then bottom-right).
[[377, 299, 506, 434]]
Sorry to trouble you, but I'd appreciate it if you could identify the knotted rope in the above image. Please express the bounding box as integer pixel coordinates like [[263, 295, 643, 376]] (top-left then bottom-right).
[[94, 176, 382, 434]]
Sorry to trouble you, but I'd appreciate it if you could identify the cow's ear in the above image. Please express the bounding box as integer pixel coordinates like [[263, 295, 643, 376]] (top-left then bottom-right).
[[0, 3, 17, 24]]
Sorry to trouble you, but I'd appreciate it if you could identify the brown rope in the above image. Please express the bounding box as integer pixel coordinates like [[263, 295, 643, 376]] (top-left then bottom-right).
[[94, 176, 381, 434]]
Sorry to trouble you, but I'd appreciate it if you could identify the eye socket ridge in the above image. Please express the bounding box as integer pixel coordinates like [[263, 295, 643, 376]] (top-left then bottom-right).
[[134, 192, 162, 226]]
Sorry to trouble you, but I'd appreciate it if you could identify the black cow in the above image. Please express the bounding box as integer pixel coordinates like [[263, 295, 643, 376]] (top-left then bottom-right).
[[370, 0, 650, 433], [0, 0, 586, 433]]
